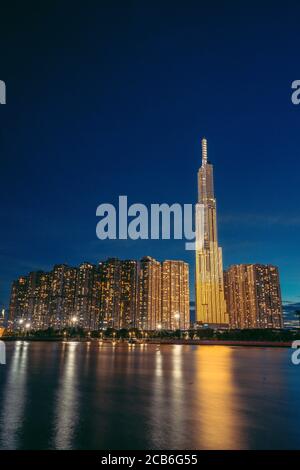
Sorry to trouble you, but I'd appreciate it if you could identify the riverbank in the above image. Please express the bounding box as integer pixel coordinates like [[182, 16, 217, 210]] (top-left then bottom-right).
[[147, 339, 292, 347], [1, 337, 293, 347]]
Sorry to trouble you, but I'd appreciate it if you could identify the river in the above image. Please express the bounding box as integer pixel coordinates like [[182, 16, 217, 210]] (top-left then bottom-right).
[[0, 341, 299, 449]]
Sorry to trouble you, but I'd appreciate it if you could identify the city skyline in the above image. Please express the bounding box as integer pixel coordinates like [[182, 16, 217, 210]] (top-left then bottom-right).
[[8, 256, 190, 331], [2, 133, 296, 314], [1, 3, 300, 309], [1, 3, 300, 456]]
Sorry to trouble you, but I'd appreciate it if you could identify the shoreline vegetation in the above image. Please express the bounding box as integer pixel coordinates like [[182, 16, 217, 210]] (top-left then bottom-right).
[[1, 327, 298, 347], [1, 338, 293, 347]]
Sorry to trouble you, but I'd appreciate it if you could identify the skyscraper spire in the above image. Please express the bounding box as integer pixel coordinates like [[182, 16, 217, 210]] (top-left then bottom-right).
[[195, 137, 228, 327], [201, 137, 208, 164]]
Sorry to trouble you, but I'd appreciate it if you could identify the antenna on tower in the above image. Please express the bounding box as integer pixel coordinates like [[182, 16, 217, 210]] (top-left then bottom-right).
[[201, 137, 207, 164]]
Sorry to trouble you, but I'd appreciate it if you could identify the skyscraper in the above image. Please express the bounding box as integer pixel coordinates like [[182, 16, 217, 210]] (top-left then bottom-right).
[[99, 258, 122, 329], [138, 256, 161, 330], [224, 264, 283, 329], [74, 262, 97, 330], [9, 256, 190, 332], [29, 270, 50, 330], [161, 260, 190, 330], [98, 258, 139, 330], [120, 260, 139, 329], [9, 276, 29, 328], [49, 264, 73, 329], [195, 138, 228, 327]]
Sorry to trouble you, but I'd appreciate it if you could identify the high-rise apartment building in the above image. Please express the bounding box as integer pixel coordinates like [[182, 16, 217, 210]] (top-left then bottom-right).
[[9, 276, 29, 327], [224, 264, 283, 328], [138, 257, 161, 330], [9, 257, 190, 331], [74, 262, 98, 330], [49, 265, 72, 329], [98, 258, 121, 329], [0, 308, 6, 328], [195, 138, 228, 327], [120, 260, 139, 329], [161, 260, 190, 330], [98, 258, 139, 330], [33, 272, 51, 329]]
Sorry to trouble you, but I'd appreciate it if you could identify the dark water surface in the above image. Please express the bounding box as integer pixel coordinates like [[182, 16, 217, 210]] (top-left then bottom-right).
[[0, 341, 299, 450]]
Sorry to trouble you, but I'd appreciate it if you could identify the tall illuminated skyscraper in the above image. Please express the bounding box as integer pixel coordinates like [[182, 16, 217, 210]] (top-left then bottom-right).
[[195, 138, 228, 327]]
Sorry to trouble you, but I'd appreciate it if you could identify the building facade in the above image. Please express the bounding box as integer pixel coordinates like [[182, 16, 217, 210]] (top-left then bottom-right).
[[74, 262, 98, 330], [119, 260, 139, 330], [224, 264, 283, 328], [98, 258, 121, 329], [9, 257, 190, 331], [138, 257, 161, 330], [161, 260, 190, 330], [195, 138, 228, 327], [98, 259, 139, 330]]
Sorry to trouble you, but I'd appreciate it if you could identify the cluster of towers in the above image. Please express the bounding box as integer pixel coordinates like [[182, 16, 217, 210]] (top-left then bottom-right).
[[195, 138, 283, 329], [8, 257, 190, 331], [8, 137, 283, 331]]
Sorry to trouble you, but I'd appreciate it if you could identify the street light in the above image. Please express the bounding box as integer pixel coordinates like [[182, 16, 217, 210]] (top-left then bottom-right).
[[25, 322, 31, 336], [174, 312, 180, 329], [98, 330, 103, 345], [18, 318, 25, 336]]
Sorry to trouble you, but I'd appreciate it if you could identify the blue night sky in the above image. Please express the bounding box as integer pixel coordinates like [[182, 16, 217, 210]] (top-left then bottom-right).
[[0, 1, 300, 307]]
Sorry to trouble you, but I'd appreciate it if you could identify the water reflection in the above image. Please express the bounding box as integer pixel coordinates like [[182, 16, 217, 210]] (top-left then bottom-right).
[[0, 343, 299, 450], [168, 346, 184, 448], [53, 342, 79, 449], [195, 346, 246, 449], [0, 342, 29, 449]]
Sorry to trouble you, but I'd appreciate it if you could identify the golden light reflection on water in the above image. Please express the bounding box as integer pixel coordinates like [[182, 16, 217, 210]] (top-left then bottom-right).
[[194, 346, 245, 449], [149, 345, 247, 449], [0, 342, 297, 450], [169, 346, 185, 448]]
